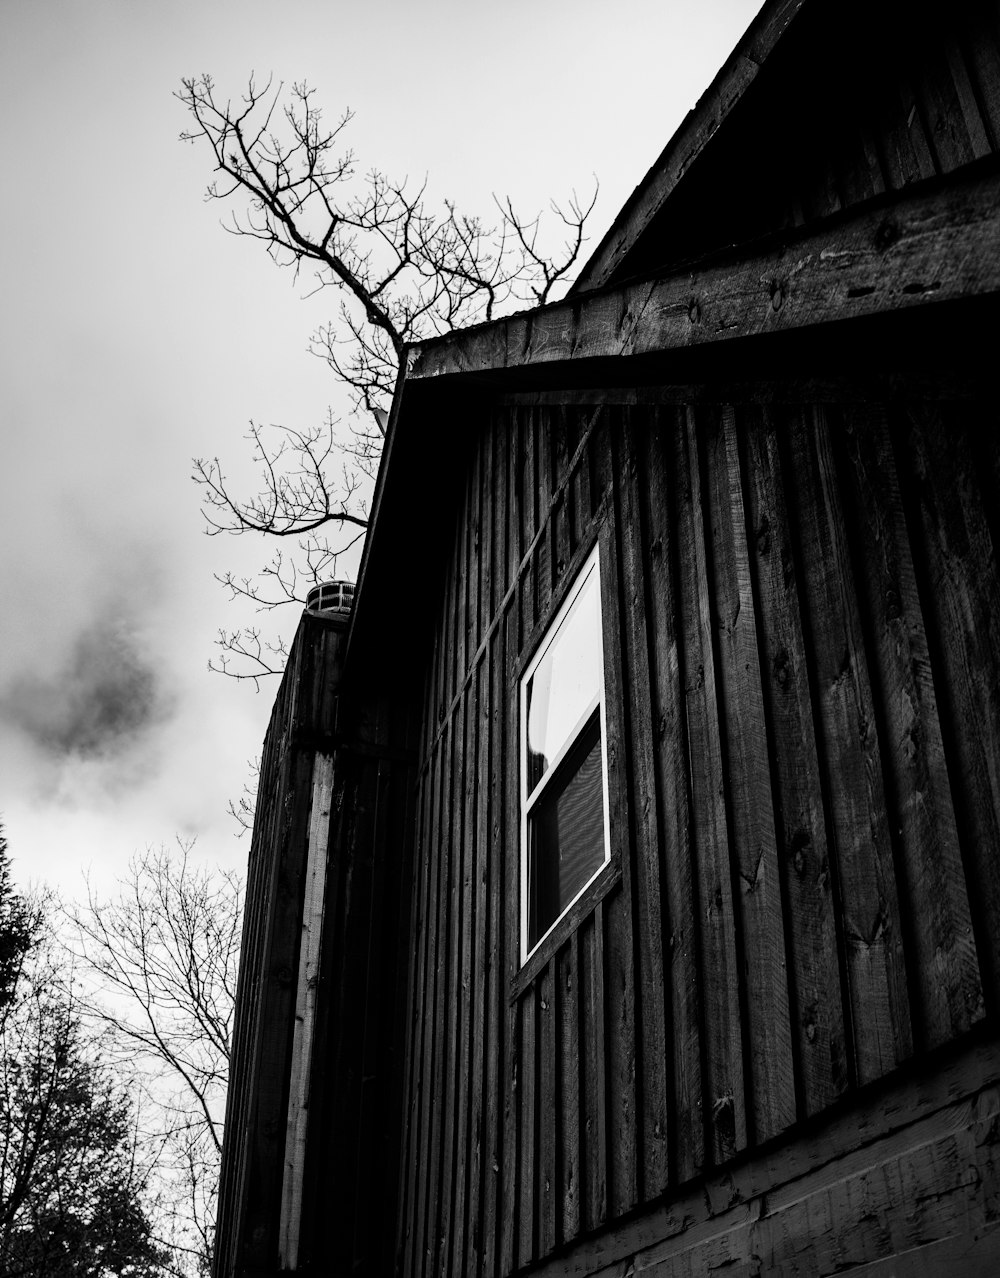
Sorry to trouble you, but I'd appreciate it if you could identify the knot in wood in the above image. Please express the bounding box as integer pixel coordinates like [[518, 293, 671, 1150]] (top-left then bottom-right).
[[874, 217, 901, 252], [788, 828, 811, 876], [769, 279, 785, 312], [688, 297, 702, 325]]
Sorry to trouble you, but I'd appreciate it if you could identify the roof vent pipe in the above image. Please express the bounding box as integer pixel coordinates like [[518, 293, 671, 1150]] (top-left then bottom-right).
[[305, 580, 355, 617]]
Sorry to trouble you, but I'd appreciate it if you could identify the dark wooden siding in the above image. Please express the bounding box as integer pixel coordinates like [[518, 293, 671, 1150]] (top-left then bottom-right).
[[394, 392, 999, 1278], [619, 0, 1000, 281], [214, 616, 419, 1278], [214, 614, 341, 1277]]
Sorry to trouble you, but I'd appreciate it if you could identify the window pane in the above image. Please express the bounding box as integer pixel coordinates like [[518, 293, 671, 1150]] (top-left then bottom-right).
[[527, 715, 605, 950], [525, 568, 601, 792]]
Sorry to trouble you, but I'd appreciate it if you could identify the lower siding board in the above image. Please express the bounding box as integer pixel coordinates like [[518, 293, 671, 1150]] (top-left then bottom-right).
[[526, 1037, 1000, 1278]]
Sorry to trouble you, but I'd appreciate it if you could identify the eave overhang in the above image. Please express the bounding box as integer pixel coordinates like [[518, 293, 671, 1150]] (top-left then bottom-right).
[[342, 158, 1000, 686]]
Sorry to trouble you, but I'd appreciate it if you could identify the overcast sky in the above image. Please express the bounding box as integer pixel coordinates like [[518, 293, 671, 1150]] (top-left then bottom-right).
[[0, 0, 755, 897]]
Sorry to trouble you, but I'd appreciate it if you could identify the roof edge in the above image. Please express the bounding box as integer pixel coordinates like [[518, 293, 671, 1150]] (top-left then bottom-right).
[[570, 0, 808, 294]]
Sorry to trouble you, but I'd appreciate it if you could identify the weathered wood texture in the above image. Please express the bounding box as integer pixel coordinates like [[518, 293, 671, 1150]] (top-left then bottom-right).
[[577, 0, 1000, 289], [214, 614, 419, 1278], [406, 162, 1000, 385], [395, 393, 999, 1278], [526, 1038, 1000, 1278], [213, 613, 344, 1278], [297, 707, 418, 1278]]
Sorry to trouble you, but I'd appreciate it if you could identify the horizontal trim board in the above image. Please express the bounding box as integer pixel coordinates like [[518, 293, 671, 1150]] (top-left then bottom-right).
[[526, 1035, 1000, 1278], [406, 166, 1000, 383]]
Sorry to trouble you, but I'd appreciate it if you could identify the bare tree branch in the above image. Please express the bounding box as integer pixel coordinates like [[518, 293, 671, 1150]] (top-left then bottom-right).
[[179, 73, 599, 684], [61, 841, 243, 1274]]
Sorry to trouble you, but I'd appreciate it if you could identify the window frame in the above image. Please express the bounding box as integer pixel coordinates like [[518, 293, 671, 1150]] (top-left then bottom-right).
[[519, 543, 612, 967]]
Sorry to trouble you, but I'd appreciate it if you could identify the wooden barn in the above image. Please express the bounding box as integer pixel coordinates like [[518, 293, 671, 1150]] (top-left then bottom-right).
[[214, 0, 1000, 1273]]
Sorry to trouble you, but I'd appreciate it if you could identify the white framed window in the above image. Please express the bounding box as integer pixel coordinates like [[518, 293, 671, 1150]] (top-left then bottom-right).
[[520, 545, 611, 964]]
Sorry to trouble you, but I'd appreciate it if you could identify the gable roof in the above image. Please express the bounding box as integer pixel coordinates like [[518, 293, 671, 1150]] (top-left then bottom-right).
[[571, 0, 807, 292], [573, 0, 1000, 292], [342, 0, 1000, 682]]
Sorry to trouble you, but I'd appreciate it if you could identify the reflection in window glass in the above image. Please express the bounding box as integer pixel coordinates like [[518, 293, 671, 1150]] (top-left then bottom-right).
[[525, 569, 601, 793], [520, 548, 610, 962]]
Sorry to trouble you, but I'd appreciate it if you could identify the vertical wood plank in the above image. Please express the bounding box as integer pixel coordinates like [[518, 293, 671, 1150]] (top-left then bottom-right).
[[580, 908, 608, 1232], [961, 5, 1000, 150], [674, 408, 747, 1165], [518, 987, 538, 1270], [599, 417, 639, 1215], [397, 764, 430, 1277], [455, 459, 470, 701], [518, 559, 533, 664], [536, 407, 553, 622], [575, 408, 597, 545], [348, 757, 389, 1269], [943, 35, 993, 157], [500, 601, 520, 1278], [896, 67, 940, 180], [897, 407, 1000, 1010], [467, 656, 489, 1275], [785, 407, 913, 1086], [452, 675, 478, 1275], [603, 882, 638, 1219], [590, 410, 611, 515], [911, 29, 978, 173], [524, 405, 538, 561], [419, 585, 438, 766], [839, 111, 888, 207], [559, 935, 582, 1245], [838, 407, 984, 1048], [482, 624, 504, 1278], [743, 410, 849, 1119], [538, 963, 557, 1258], [379, 758, 419, 1278], [643, 407, 705, 1181], [415, 730, 446, 1278], [876, 64, 937, 189], [438, 699, 464, 1277], [707, 410, 796, 1146], [430, 719, 457, 1278], [553, 406, 573, 586], [614, 415, 671, 1201], [442, 501, 459, 721], [468, 422, 483, 663], [480, 419, 494, 650], [510, 407, 525, 589]]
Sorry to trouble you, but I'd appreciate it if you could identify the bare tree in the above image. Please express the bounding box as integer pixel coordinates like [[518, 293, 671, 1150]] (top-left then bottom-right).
[[62, 843, 242, 1276], [226, 757, 260, 836], [0, 832, 167, 1277], [178, 74, 597, 681]]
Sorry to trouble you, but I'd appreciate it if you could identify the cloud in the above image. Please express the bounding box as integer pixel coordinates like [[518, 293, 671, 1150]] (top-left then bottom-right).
[[1, 614, 170, 764]]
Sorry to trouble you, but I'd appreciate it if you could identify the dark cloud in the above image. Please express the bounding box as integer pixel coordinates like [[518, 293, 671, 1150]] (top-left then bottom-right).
[[0, 614, 173, 762]]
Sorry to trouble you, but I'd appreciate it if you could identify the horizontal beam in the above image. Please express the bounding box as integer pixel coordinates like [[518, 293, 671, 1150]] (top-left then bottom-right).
[[406, 167, 1000, 383]]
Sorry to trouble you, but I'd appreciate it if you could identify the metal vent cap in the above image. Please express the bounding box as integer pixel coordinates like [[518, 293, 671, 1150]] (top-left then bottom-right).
[[305, 579, 355, 615]]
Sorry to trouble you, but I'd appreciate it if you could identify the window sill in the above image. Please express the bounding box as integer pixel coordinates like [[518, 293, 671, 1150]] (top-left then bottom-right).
[[509, 859, 621, 1002]]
